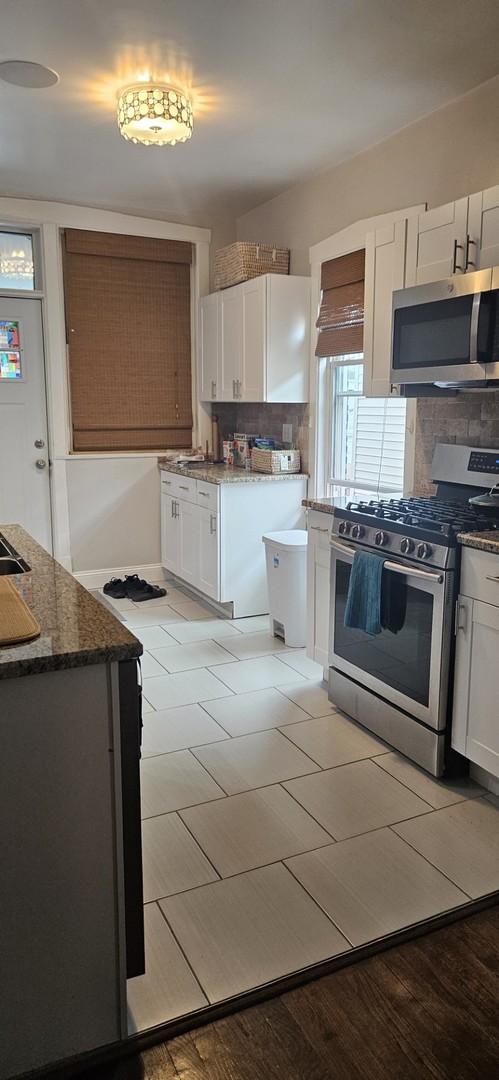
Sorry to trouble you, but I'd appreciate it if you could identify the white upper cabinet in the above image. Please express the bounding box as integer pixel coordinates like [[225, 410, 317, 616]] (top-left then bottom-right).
[[405, 184, 499, 286], [363, 219, 407, 397], [198, 273, 310, 402]]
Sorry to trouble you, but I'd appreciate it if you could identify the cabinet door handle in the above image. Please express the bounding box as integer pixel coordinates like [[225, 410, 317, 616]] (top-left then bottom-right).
[[452, 238, 464, 273], [454, 600, 467, 634], [232, 379, 236, 398], [465, 234, 476, 270], [237, 379, 242, 398], [211, 380, 216, 398], [210, 514, 217, 535], [171, 499, 178, 519], [486, 575, 499, 583]]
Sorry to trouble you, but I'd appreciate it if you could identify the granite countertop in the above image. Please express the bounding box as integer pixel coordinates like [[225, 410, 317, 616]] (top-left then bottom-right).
[[0, 524, 142, 680], [302, 497, 336, 514], [458, 530, 499, 554], [159, 461, 307, 484]]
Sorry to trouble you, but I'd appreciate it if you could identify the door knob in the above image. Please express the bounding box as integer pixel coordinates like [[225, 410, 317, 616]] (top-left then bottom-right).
[[34, 438, 45, 448], [35, 458, 47, 470]]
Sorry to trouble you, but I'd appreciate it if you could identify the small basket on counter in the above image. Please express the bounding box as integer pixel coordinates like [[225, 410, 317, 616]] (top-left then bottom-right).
[[214, 242, 290, 290], [251, 448, 301, 474]]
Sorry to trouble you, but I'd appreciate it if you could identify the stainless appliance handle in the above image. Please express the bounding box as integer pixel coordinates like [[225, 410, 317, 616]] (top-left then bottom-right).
[[469, 291, 481, 364], [330, 536, 444, 584]]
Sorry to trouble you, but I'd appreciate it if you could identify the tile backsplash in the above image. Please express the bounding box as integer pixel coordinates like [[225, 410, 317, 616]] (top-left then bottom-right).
[[213, 403, 310, 473], [414, 391, 499, 494]]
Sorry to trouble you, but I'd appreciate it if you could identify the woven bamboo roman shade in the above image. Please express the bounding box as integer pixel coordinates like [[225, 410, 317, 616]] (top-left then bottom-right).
[[64, 229, 193, 452], [315, 248, 365, 358]]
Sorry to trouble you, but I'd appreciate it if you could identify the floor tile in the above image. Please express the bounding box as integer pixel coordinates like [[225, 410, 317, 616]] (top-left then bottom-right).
[[285, 827, 468, 947], [278, 680, 335, 717], [127, 902, 207, 1032], [141, 704, 229, 757], [141, 696, 155, 714], [484, 792, 499, 807], [143, 668, 233, 710], [373, 752, 486, 810], [140, 749, 226, 817], [140, 652, 170, 678], [131, 586, 187, 608], [192, 728, 320, 794], [283, 759, 432, 840], [166, 619, 243, 644], [101, 592, 135, 611], [208, 655, 308, 694], [216, 630, 292, 661], [134, 625, 179, 649], [180, 785, 334, 877], [280, 712, 388, 769], [149, 640, 239, 673], [230, 615, 271, 634], [166, 599, 216, 620], [392, 797, 499, 898], [123, 605, 186, 628], [159, 863, 350, 1003], [201, 687, 311, 737], [141, 812, 219, 901], [276, 651, 326, 680]]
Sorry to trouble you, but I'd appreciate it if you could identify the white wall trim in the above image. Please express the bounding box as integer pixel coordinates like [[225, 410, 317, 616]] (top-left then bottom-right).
[[0, 198, 210, 244]]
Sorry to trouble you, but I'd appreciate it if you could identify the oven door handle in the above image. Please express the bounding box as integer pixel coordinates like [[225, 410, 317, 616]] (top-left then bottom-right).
[[330, 536, 444, 584]]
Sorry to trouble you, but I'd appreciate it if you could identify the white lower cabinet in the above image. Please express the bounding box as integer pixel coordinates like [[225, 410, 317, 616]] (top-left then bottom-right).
[[452, 547, 499, 776], [306, 509, 332, 672], [161, 471, 307, 618]]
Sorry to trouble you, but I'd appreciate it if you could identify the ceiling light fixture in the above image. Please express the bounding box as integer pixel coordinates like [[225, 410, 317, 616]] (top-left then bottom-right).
[[117, 84, 193, 146]]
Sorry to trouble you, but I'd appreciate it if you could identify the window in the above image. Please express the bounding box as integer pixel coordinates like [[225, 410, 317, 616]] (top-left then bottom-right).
[[327, 357, 406, 500], [63, 229, 193, 452], [315, 248, 406, 499], [0, 231, 36, 290]]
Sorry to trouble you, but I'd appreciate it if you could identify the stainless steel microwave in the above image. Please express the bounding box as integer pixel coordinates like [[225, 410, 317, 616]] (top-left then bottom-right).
[[391, 267, 499, 389]]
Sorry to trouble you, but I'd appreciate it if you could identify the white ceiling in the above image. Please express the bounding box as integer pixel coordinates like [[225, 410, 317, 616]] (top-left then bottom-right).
[[2, 0, 499, 228]]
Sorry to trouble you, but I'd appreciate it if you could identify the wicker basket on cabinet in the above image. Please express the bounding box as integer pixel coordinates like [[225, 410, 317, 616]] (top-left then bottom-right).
[[251, 448, 301, 474], [214, 242, 290, 290]]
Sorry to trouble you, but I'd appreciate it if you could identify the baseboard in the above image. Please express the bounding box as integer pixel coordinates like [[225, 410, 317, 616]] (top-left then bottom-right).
[[73, 563, 164, 590], [470, 763, 499, 796]]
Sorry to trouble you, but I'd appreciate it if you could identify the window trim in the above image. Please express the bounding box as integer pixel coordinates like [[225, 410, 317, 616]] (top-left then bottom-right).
[[308, 205, 423, 499]]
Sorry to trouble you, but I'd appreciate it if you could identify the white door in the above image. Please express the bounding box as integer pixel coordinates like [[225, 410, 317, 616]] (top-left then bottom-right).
[[161, 491, 178, 574], [241, 277, 265, 401], [197, 506, 220, 600], [199, 293, 219, 401], [0, 297, 52, 550], [219, 288, 242, 401], [405, 198, 469, 285], [177, 498, 197, 585]]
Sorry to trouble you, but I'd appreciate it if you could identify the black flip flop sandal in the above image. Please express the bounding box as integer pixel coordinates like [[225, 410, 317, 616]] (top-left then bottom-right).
[[103, 578, 127, 598], [126, 577, 167, 602]]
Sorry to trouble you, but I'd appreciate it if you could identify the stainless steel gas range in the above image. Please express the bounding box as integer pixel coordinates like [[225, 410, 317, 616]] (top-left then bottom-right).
[[328, 443, 499, 777]]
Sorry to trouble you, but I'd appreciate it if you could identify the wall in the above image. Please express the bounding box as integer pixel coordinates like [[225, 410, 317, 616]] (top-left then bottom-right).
[[413, 392, 499, 495], [237, 75, 499, 276], [214, 403, 310, 473], [236, 74, 499, 492]]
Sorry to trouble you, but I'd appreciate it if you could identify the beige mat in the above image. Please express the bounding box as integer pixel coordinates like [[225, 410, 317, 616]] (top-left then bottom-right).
[[0, 577, 41, 645]]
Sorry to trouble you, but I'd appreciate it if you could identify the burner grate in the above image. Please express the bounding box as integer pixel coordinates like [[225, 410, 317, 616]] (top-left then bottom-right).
[[345, 496, 499, 538]]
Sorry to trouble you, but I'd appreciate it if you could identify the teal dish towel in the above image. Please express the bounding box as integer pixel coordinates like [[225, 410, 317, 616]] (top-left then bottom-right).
[[344, 550, 386, 636]]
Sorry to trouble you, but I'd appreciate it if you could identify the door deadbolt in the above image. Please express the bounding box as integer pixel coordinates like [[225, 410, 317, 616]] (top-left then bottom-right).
[[34, 438, 45, 448], [35, 458, 47, 470]]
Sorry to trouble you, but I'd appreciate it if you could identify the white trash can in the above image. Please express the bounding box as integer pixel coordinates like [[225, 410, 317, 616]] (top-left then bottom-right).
[[262, 530, 308, 647]]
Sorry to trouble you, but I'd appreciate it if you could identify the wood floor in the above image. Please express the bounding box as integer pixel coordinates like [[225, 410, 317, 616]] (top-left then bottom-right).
[[85, 904, 499, 1080]]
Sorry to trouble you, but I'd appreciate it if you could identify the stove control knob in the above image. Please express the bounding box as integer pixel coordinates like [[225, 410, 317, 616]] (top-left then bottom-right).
[[417, 542, 433, 560], [400, 537, 415, 554], [374, 530, 388, 547], [351, 524, 365, 539], [338, 520, 351, 535]]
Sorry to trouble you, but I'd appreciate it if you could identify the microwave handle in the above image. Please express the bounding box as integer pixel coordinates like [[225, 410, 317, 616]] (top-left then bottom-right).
[[469, 292, 482, 364]]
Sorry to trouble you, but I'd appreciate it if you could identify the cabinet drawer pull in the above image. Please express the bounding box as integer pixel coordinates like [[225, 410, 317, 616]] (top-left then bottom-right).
[[179, 485, 189, 491], [310, 525, 329, 533], [452, 237, 464, 273], [162, 479, 172, 485], [485, 575, 499, 583], [199, 491, 210, 497]]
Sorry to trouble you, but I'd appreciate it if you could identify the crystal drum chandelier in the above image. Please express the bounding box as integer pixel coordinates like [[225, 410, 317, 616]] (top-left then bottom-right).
[[117, 84, 193, 146]]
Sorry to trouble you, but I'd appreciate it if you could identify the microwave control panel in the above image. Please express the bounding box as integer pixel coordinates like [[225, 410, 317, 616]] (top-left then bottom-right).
[[468, 451, 499, 474]]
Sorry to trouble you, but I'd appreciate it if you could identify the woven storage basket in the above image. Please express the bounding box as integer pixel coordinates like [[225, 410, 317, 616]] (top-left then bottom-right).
[[214, 242, 290, 290], [251, 448, 301, 474]]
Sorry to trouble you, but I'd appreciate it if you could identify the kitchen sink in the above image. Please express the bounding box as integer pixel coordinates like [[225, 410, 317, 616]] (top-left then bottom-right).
[[0, 558, 30, 574]]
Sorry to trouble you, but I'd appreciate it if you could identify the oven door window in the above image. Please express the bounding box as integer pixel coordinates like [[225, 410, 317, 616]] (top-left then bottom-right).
[[334, 560, 433, 707]]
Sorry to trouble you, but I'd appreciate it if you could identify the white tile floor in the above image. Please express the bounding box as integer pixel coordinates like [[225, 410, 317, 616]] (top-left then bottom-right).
[[98, 580, 499, 1035]]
